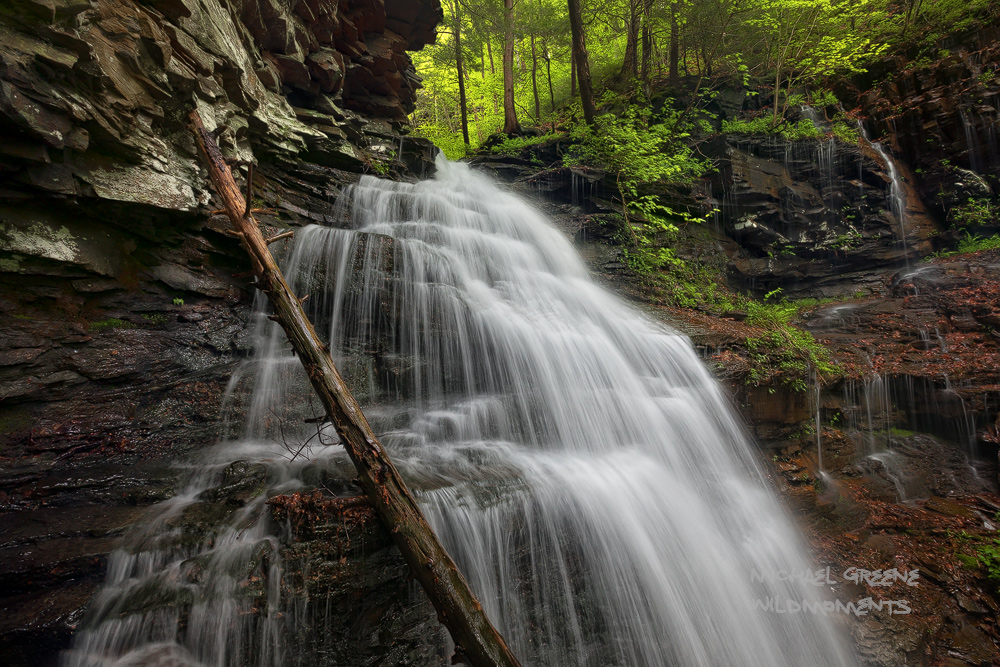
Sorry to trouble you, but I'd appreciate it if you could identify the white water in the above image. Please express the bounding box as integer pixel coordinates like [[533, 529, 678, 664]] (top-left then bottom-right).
[[857, 123, 910, 266], [65, 156, 856, 666]]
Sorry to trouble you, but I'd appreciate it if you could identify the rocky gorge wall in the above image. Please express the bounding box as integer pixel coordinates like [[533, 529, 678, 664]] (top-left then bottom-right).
[[2, 2, 1000, 664], [466, 28, 1000, 662], [0, 0, 443, 664]]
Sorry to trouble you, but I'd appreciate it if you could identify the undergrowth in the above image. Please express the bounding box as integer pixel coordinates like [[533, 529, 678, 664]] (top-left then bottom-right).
[[743, 290, 838, 391], [721, 116, 820, 141], [490, 133, 558, 157], [929, 231, 1000, 259]]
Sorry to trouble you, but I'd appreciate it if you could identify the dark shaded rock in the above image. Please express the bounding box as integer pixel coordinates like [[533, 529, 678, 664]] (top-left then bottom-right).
[[0, 1, 441, 663], [272, 492, 449, 666], [706, 133, 940, 298], [858, 31, 1000, 228]]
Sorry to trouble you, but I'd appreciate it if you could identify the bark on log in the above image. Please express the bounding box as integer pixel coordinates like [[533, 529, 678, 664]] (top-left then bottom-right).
[[190, 110, 521, 667]]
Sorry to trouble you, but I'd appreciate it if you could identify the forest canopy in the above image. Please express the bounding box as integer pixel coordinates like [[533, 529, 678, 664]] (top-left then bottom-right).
[[409, 0, 998, 158]]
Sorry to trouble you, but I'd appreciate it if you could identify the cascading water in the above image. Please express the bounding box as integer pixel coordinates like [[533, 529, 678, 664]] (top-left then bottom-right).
[[857, 123, 911, 266], [65, 156, 857, 667]]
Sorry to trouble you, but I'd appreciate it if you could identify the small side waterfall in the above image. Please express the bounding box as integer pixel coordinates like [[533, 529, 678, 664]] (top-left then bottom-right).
[[857, 123, 911, 266], [64, 156, 856, 667]]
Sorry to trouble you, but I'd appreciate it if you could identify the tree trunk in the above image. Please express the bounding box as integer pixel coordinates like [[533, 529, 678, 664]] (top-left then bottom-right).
[[530, 33, 540, 120], [619, 0, 639, 81], [486, 31, 498, 115], [567, 0, 596, 126], [453, 0, 471, 147], [543, 39, 555, 113], [669, 1, 679, 87], [190, 110, 522, 667], [502, 0, 521, 134], [640, 0, 653, 90], [570, 48, 576, 98]]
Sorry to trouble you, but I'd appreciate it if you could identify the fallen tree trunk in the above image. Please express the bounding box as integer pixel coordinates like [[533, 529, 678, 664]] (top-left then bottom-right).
[[190, 110, 521, 667]]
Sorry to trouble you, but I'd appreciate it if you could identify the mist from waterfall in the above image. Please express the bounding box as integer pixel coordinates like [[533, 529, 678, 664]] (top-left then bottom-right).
[[63, 155, 857, 667]]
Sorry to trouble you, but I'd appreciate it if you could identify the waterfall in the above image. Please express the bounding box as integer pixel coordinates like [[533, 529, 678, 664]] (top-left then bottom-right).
[[857, 123, 910, 266], [64, 156, 856, 667]]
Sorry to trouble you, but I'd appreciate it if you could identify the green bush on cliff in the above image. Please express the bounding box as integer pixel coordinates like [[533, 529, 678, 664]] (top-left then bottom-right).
[[831, 121, 860, 144], [743, 291, 837, 390], [490, 133, 558, 157], [720, 117, 820, 141], [949, 198, 995, 228], [564, 99, 710, 198], [957, 232, 1000, 254], [931, 231, 1000, 258], [561, 96, 713, 279]]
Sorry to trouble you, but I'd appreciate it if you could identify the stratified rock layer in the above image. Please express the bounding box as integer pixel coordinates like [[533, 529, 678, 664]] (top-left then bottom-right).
[[0, 1, 440, 664]]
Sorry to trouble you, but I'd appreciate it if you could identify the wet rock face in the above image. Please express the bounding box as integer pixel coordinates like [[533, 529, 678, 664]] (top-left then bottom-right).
[[0, 0, 440, 663], [271, 492, 448, 667], [859, 27, 1000, 228], [707, 133, 939, 298]]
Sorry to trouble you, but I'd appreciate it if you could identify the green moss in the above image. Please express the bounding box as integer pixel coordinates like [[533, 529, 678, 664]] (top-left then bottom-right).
[[956, 553, 979, 569], [0, 256, 22, 272], [88, 318, 134, 331], [141, 313, 169, 325]]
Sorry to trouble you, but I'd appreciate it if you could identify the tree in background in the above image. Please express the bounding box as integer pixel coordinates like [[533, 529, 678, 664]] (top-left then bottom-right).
[[567, 0, 596, 125], [502, 0, 522, 134], [408, 0, 996, 157], [619, 0, 640, 81], [451, 0, 471, 147]]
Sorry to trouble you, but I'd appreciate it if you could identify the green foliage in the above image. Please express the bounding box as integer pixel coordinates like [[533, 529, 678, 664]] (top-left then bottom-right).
[[413, 124, 469, 161], [489, 133, 558, 157], [931, 231, 1000, 259], [172, 298, 185, 306], [949, 198, 996, 228], [831, 121, 860, 144], [957, 233, 1000, 254], [141, 313, 169, 325], [808, 89, 839, 107], [556, 97, 713, 278], [948, 533, 1000, 589], [832, 230, 862, 250], [564, 100, 710, 198], [408, 0, 998, 159], [364, 150, 396, 176], [720, 117, 819, 141], [742, 290, 837, 390]]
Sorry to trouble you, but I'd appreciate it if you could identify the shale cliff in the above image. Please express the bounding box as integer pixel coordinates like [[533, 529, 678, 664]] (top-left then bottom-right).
[[0, 1, 441, 663]]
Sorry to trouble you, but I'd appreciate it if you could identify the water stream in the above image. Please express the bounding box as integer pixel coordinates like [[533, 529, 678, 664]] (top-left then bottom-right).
[[856, 123, 911, 266], [64, 157, 856, 667]]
